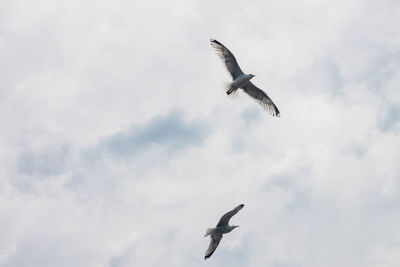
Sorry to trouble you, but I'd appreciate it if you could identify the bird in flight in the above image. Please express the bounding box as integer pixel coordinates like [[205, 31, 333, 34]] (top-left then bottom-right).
[[204, 204, 244, 260], [210, 39, 280, 117]]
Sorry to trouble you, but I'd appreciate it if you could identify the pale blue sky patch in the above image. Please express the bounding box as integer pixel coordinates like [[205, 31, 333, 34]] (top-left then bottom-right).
[[16, 146, 69, 177], [378, 103, 400, 132], [63, 173, 88, 194], [358, 50, 399, 93], [264, 166, 311, 192], [240, 107, 262, 126], [286, 190, 310, 211], [264, 171, 311, 211], [231, 136, 245, 153], [102, 111, 210, 158], [292, 58, 344, 95], [108, 244, 136, 267]]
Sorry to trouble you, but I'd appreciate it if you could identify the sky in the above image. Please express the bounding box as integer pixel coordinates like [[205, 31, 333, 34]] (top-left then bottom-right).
[[0, 0, 400, 266]]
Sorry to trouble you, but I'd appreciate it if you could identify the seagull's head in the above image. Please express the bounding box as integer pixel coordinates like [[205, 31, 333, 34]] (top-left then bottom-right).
[[246, 74, 256, 80]]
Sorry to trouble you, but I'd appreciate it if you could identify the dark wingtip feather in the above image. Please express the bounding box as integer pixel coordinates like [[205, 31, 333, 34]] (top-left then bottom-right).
[[275, 107, 281, 117], [210, 38, 222, 46]]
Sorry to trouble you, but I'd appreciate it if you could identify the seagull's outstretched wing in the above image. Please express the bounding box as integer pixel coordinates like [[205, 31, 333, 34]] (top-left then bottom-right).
[[242, 82, 280, 117], [205, 233, 223, 260], [216, 204, 244, 227], [210, 39, 244, 80]]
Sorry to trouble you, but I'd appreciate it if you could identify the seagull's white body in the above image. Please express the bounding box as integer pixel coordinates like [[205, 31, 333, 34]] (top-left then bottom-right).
[[204, 204, 244, 260], [229, 74, 255, 93], [204, 225, 238, 237]]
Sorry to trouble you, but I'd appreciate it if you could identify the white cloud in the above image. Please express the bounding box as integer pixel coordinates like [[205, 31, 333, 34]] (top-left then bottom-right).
[[0, 0, 400, 266]]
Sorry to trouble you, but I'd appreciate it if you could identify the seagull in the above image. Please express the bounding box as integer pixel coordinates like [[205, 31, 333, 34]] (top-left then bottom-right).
[[210, 39, 280, 117], [204, 204, 244, 260]]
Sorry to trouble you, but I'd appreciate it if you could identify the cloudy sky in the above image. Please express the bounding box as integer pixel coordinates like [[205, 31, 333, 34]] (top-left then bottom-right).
[[1, 0, 400, 266]]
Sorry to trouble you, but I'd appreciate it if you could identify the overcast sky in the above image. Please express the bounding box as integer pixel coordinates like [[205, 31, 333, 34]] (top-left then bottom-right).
[[1, 0, 400, 266]]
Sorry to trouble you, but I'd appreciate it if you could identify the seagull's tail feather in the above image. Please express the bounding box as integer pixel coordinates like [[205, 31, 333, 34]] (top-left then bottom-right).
[[204, 228, 215, 237]]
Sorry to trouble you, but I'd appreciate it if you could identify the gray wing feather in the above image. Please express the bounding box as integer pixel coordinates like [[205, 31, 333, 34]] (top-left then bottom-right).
[[210, 39, 244, 79], [242, 82, 280, 117], [205, 233, 223, 259], [216, 204, 244, 227]]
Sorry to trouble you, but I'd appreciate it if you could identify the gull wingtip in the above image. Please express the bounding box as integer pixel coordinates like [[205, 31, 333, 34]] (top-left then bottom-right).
[[210, 38, 222, 45]]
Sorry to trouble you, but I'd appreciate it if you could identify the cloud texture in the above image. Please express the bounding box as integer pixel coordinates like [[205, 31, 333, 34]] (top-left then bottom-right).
[[1, 0, 400, 266]]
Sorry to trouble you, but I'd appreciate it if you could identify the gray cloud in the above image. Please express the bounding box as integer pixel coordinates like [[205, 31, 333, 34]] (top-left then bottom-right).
[[292, 58, 344, 95], [108, 244, 136, 267], [100, 111, 210, 158], [17, 146, 68, 177], [240, 107, 262, 126], [378, 103, 400, 132]]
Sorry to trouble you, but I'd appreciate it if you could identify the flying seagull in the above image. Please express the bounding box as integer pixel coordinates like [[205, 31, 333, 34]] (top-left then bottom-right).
[[210, 39, 280, 116], [204, 204, 244, 260]]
